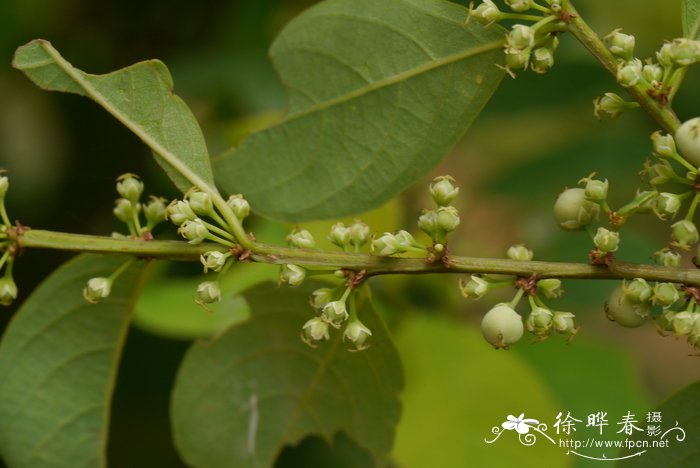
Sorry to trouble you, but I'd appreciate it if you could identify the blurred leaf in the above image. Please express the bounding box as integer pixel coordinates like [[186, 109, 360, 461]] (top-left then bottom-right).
[[12, 39, 214, 193], [0, 254, 147, 468], [134, 262, 277, 340], [392, 314, 568, 468], [171, 282, 403, 468], [683, 0, 700, 39], [617, 379, 700, 467], [215, 0, 505, 221]]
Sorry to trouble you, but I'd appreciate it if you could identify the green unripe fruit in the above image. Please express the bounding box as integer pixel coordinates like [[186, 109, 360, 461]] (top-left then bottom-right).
[[604, 286, 650, 328], [481, 303, 524, 349], [553, 188, 600, 231], [675, 117, 700, 166]]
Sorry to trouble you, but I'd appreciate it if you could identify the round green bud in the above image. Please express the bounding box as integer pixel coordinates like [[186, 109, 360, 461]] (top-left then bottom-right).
[[594, 93, 626, 120], [116, 173, 144, 203], [430, 175, 459, 207], [668, 38, 700, 66], [113, 198, 137, 223], [418, 209, 439, 238], [551, 311, 576, 335], [675, 117, 700, 166], [652, 282, 680, 308], [605, 286, 650, 328], [302, 317, 330, 346], [622, 278, 653, 304], [531, 47, 554, 74], [671, 219, 699, 247], [656, 309, 676, 333], [526, 306, 553, 336], [507, 244, 533, 261], [187, 190, 213, 216], [143, 196, 167, 226], [348, 220, 371, 247], [0, 175, 9, 198], [505, 48, 531, 70], [0, 276, 17, 306], [537, 278, 563, 299], [287, 228, 316, 249], [616, 59, 643, 87], [481, 304, 524, 349], [82, 277, 112, 304], [653, 247, 682, 267], [167, 200, 196, 225], [471, 0, 502, 25], [656, 42, 674, 66], [671, 311, 697, 336], [651, 131, 677, 158], [279, 264, 306, 287], [507, 24, 535, 50], [371, 232, 400, 256], [226, 194, 250, 220], [642, 64, 663, 84], [343, 320, 372, 351], [553, 188, 600, 231], [328, 222, 351, 248], [593, 227, 620, 253], [436, 206, 460, 232], [655, 192, 682, 219], [322, 300, 349, 328], [505, 0, 532, 13], [648, 161, 675, 186], [200, 250, 230, 273], [394, 230, 421, 251], [605, 29, 635, 60], [310, 288, 334, 310], [178, 218, 209, 244], [195, 280, 221, 304], [459, 275, 489, 299], [583, 178, 608, 202]]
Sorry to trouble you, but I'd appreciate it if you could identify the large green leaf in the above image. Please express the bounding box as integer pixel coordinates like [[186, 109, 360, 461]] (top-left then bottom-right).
[[683, 0, 700, 39], [215, 0, 505, 221], [171, 282, 403, 467], [12, 40, 214, 193], [616, 380, 700, 467], [0, 254, 148, 468]]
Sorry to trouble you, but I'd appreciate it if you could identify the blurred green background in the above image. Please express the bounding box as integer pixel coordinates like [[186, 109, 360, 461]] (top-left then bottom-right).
[[0, 0, 699, 467]]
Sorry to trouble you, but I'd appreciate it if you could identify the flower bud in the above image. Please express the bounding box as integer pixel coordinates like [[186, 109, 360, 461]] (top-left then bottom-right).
[[472, 0, 502, 24], [505, 48, 531, 70], [551, 311, 576, 335], [651, 131, 677, 158], [436, 206, 460, 232], [642, 64, 663, 84], [656, 309, 676, 333], [506, 25, 535, 50], [143, 196, 167, 226], [0, 176, 9, 198], [652, 282, 680, 308], [647, 160, 675, 186], [178, 218, 209, 244], [418, 209, 440, 240], [668, 38, 700, 66], [537, 278, 563, 299], [328, 222, 351, 248], [459, 275, 489, 299], [302, 317, 330, 346], [582, 177, 608, 202], [622, 278, 652, 304], [675, 117, 700, 166], [605, 29, 635, 60], [200, 250, 230, 273], [371, 232, 400, 256], [195, 280, 221, 304], [167, 200, 196, 225], [671, 311, 697, 336], [481, 303, 524, 349], [594, 93, 626, 120], [656, 42, 674, 66], [605, 286, 650, 328], [310, 288, 334, 309], [526, 306, 553, 336], [82, 277, 112, 304], [113, 198, 136, 223], [655, 192, 682, 219], [322, 300, 349, 327], [279, 264, 306, 286], [430, 175, 459, 207], [287, 228, 316, 249], [593, 227, 620, 253], [226, 194, 250, 220], [395, 230, 421, 251], [343, 320, 372, 350], [553, 188, 600, 231], [671, 219, 699, 247], [653, 248, 681, 267], [0, 276, 18, 306], [187, 190, 213, 216], [507, 244, 533, 261], [531, 47, 554, 74], [348, 220, 370, 247], [505, 0, 532, 12], [116, 173, 144, 203], [616, 59, 643, 87]]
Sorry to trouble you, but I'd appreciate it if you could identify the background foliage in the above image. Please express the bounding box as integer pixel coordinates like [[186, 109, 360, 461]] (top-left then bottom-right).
[[0, 0, 699, 467]]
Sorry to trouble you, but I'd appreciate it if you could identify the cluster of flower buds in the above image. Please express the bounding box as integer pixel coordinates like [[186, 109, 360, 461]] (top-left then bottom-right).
[[0, 174, 17, 306], [461, 244, 575, 348], [112, 173, 167, 238], [470, 0, 565, 77], [301, 286, 372, 351], [327, 220, 371, 252], [418, 175, 461, 249]]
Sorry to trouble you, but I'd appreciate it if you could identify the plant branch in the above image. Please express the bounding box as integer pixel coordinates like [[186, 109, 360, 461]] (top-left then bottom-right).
[[15, 229, 700, 285], [563, 1, 682, 134]]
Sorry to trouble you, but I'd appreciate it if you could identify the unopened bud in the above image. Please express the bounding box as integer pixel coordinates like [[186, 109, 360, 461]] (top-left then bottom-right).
[[652, 282, 680, 308], [671, 219, 699, 247], [622, 278, 652, 304], [471, 0, 502, 25], [322, 300, 349, 328], [82, 277, 112, 304], [537, 278, 563, 299], [302, 317, 330, 346], [329, 222, 351, 248], [459, 275, 489, 299], [348, 220, 370, 247], [507, 244, 533, 261], [0, 176, 8, 198], [167, 200, 196, 225], [113, 198, 137, 223], [279, 264, 306, 286], [195, 281, 221, 304], [343, 320, 372, 351], [531, 47, 554, 74], [287, 228, 316, 249], [430, 175, 459, 207], [187, 190, 213, 216], [655, 192, 682, 219], [552, 311, 576, 335], [668, 38, 700, 67], [593, 227, 620, 253], [651, 131, 677, 158], [594, 93, 626, 120], [116, 173, 144, 203], [526, 306, 553, 336], [371, 232, 400, 256], [143, 196, 167, 226], [436, 206, 460, 232], [653, 248, 682, 267], [481, 303, 524, 349], [506, 25, 535, 50], [0, 275, 18, 306], [605, 29, 635, 60], [178, 218, 209, 244], [200, 250, 230, 273], [310, 288, 334, 309], [553, 188, 600, 231], [226, 194, 250, 220], [675, 117, 700, 166], [616, 59, 643, 87]]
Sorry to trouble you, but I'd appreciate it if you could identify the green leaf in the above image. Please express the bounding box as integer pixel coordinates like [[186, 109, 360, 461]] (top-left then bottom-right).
[[12, 39, 214, 193], [616, 380, 700, 467], [0, 254, 148, 468], [683, 0, 700, 39], [171, 282, 403, 467], [215, 0, 505, 221]]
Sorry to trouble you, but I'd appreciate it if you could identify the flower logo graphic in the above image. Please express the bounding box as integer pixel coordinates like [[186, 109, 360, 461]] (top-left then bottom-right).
[[502, 414, 540, 434]]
